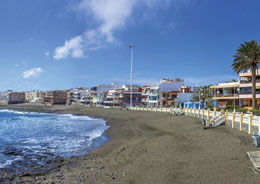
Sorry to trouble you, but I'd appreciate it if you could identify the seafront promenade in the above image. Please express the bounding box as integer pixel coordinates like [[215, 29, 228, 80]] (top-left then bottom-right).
[[129, 106, 260, 135]]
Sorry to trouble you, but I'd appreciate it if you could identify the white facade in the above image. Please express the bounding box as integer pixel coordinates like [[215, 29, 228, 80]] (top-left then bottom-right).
[[143, 78, 184, 107], [68, 88, 90, 105], [25, 91, 45, 103]]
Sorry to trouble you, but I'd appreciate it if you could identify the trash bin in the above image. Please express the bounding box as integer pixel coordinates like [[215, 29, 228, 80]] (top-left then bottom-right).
[[252, 133, 260, 146]]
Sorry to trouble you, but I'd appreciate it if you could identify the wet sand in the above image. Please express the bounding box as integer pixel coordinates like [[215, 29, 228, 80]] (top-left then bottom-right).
[[1, 104, 260, 184]]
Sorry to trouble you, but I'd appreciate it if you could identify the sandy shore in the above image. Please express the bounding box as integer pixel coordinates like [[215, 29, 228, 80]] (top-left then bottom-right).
[[1, 104, 260, 184]]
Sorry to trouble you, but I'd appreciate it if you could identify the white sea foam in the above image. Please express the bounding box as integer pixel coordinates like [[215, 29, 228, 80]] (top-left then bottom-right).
[[0, 110, 109, 168], [59, 113, 95, 121], [0, 156, 22, 168]]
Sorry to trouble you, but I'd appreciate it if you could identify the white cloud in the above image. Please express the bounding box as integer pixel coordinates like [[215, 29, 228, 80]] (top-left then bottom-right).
[[54, 0, 137, 60], [53, 0, 191, 59], [78, 0, 137, 42], [54, 36, 84, 59], [23, 67, 43, 78]]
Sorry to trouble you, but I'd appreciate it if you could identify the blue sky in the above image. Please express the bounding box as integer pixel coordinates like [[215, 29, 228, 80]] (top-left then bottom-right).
[[1, 0, 260, 91]]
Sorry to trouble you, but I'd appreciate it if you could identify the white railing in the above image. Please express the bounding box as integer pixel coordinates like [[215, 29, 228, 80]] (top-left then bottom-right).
[[128, 106, 260, 134]]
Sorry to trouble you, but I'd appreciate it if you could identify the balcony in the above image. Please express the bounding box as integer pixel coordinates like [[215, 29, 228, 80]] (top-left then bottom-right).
[[239, 94, 260, 99], [240, 91, 260, 95], [216, 93, 238, 97], [240, 79, 260, 84], [212, 93, 239, 100]]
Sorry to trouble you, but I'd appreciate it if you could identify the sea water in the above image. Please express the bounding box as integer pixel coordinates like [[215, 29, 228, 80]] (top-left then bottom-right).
[[0, 110, 109, 173]]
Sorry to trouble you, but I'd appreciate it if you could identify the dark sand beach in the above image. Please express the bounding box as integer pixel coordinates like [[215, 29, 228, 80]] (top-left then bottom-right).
[[1, 104, 260, 184]]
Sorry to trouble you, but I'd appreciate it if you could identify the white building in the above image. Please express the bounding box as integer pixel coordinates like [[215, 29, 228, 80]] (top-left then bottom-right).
[[25, 91, 45, 103], [67, 87, 90, 105], [142, 78, 184, 107], [91, 83, 120, 105]]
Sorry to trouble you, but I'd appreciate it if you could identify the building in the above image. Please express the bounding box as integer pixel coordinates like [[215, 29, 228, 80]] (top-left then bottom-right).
[[24, 91, 46, 103], [67, 87, 90, 105], [172, 85, 200, 104], [211, 70, 260, 109], [0, 90, 12, 103], [239, 70, 260, 108], [0, 92, 6, 102], [160, 91, 179, 107], [8, 92, 25, 104], [142, 78, 184, 107], [44, 90, 67, 105], [90, 83, 120, 106], [141, 85, 150, 106], [210, 82, 239, 108], [103, 84, 143, 107]]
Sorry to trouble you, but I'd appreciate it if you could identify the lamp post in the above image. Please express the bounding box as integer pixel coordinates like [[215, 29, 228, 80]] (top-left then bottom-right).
[[129, 44, 134, 108]]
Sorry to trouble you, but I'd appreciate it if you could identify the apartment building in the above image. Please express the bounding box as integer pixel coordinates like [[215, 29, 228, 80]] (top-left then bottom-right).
[[141, 85, 150, 106], [67, 87, 90, 105], [90, 83, 120, 105], [8, 92, 25, 104], [25, 91, 46, 103], [211, 70, 260, 109], [210, 82, 239, 108], [103, 84, 143, 107], [239, 70, 260, 108], [44, 90, 67, 105], [142, 78, 184, 107]]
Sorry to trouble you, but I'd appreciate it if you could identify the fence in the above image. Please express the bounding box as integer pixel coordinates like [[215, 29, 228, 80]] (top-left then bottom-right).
[[129, 106, 260, 135]]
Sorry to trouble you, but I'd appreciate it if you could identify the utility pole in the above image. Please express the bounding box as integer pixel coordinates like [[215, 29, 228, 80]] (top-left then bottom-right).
[[129, 44, 134, 108]]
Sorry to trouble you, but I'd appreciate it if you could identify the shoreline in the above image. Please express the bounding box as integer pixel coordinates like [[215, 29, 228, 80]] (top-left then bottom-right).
[[1, 104, 260, 183], [0, 107, 111, 183]]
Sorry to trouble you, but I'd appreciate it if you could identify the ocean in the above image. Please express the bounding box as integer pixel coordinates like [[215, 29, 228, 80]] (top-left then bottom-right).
[[0, 109, 109, 174]]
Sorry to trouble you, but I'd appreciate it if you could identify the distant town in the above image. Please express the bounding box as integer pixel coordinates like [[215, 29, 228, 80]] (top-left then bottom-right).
[[0, 69, 257, 110]]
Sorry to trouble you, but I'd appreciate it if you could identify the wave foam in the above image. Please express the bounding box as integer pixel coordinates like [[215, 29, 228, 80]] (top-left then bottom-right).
[[0, 110, 109, 169]]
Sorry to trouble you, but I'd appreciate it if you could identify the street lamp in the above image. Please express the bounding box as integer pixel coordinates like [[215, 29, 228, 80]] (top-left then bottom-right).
[[129, 44, 134, 108]]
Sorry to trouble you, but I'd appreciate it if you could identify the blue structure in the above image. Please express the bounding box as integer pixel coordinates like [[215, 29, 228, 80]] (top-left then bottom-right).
[[183, 102, 206, 109], [211, 100, 218, 106]]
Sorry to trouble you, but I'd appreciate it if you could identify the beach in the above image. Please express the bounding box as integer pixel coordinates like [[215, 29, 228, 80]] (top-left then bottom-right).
[[1, 104, 260, 184]]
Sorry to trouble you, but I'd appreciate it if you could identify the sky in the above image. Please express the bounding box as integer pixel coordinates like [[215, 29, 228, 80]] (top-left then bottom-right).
[[1, 0, 260, 91]]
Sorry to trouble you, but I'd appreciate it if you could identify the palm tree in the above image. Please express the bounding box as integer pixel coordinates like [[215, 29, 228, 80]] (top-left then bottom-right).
[[193, 86, 212, 108], [232, 40, 260, 109]]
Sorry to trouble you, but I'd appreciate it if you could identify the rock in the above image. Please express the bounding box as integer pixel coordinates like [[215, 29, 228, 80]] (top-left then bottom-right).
[[99, 165, 105, 170], [2, 146, 24, 156]]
